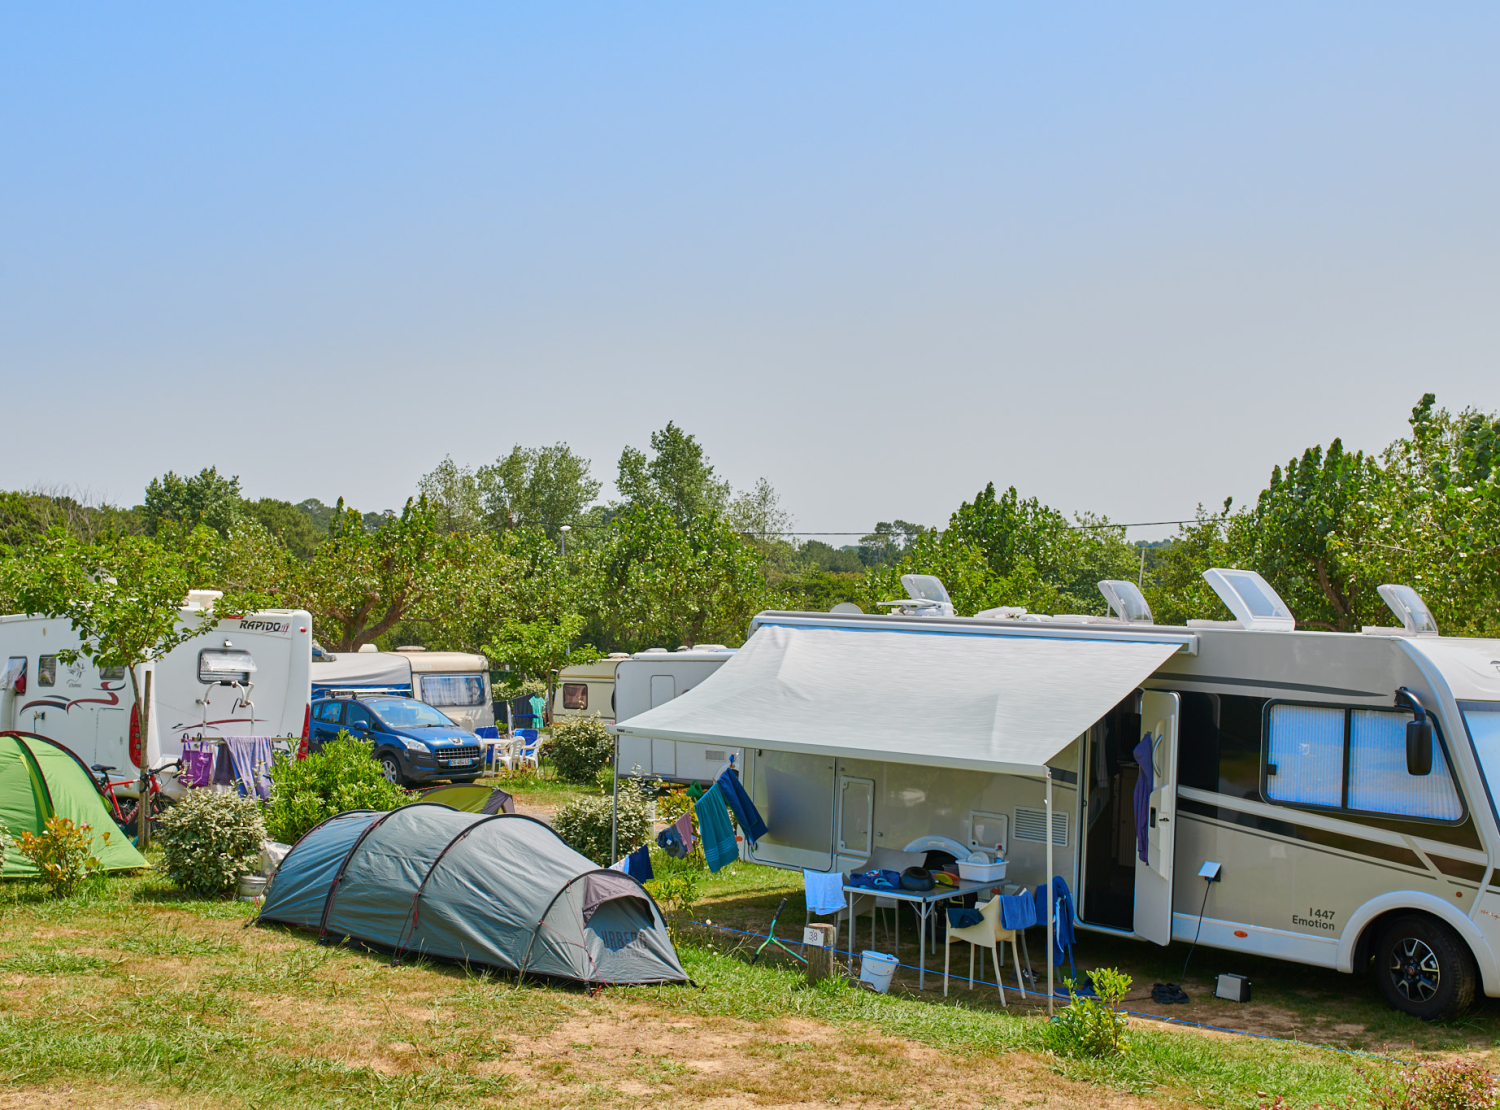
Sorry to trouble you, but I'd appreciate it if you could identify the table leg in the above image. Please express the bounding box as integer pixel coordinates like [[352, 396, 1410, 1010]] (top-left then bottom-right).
[[917, 901, 927, 991]]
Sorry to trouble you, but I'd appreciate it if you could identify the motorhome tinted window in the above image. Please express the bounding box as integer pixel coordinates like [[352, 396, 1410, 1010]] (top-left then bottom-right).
[[1264, 704, 1344, 807], [98, 665, 126, 682], [421, 675, 484, 707], [1174, 692, 1266, 799], [563, 683, 588, 710], [1348, 709, 1463, 820], [1461, 705, 1500, 822], [37, 655, 56, 687]]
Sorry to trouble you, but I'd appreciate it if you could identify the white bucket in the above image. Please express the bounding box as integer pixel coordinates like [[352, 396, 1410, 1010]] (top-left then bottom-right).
[[859, 950, 899, 993], [237, 874, 267, 901]]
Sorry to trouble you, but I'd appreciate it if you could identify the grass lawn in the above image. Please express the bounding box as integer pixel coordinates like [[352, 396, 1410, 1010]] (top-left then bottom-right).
[[4, 852, 1497, 1109]]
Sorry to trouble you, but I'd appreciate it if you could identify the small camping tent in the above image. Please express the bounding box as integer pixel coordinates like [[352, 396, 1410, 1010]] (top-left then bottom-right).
[[0, 731, 148, 877], [256, 804, 686, 985], [407, 782, 514, 814]]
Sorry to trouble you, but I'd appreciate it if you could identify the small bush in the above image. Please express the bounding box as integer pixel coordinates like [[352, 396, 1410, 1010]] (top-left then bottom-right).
[[1379, 1062, 1498, 1110], [17, 817, 110, 897], [265, 735, 408, 843], [553, 784, 653, 865], [646, 859, 701, 929], [1045, 966, 1132, 1058], [548, 715, 614, 783], [156, 790, 266, 895]]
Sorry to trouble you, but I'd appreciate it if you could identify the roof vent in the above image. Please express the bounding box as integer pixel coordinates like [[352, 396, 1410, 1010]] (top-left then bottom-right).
[[1377, 584, 1439, 637], [878, 574, 955, 617], [1202, 569, 1295, 631], [357, 643, 380, 653], [1098, 580, 1154, 624], [183, 589, 224, 611]]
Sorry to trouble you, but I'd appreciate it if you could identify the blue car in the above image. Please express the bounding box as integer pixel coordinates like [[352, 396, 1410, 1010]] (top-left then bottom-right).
[[309, 694, 484, 786]]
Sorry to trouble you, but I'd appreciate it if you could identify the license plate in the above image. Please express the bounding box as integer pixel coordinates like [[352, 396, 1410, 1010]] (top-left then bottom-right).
[[444, 758, 474, 767]]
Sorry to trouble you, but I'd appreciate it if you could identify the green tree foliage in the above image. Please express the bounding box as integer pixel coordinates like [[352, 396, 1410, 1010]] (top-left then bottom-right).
[[616, 422, 730, 525], [478, 443, 601, 536], [418, 456, 486, 535], [857, 521, 926, 566], [141, 467, 243, 537], [242, 498, 325, 559]]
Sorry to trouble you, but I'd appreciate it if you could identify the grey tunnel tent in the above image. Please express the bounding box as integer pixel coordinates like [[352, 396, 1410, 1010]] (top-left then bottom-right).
[[256, 804, 686, 986]]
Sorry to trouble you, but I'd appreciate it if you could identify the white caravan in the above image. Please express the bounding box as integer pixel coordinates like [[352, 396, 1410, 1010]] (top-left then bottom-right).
[[613, 647, 734, 783], [615, 572, 1500, 1018], [0, 593, 313, 774], [309, 648, 493, 733], [551, 655, 633, 725]]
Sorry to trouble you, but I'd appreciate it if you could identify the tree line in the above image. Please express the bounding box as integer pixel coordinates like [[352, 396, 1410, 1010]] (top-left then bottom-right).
[[2, 394, 1498, 690]]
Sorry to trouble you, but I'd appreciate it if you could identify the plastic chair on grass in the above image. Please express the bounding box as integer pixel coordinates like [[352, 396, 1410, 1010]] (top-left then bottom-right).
[[943, 896, 1024, 1004], [514, 729, 542, 772]]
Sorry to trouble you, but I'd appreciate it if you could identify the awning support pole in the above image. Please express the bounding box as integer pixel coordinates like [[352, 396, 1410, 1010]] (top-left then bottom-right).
[[1046, 766, 1054, 1019], [610, 733, 620, 864]]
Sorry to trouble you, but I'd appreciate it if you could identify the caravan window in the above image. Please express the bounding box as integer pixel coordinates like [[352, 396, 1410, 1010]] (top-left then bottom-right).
[[563, 683, 588, 710], [421, 675, 485, 707], [1264, 701, 1464, 822], [37, 655, 56, 687], [198, 649, 256, 685], [99, 665, 126, 682]]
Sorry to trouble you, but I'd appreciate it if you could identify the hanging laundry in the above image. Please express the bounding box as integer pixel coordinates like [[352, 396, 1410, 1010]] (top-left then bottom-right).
[[803, 870, 845, 916], [946, 906, 984, 929], [656, 826, 686, 859], [622, 845, 654, 883], [998, 891, 1038, 931], [673, 811, 694, 855], [694, 785, 739, 873], [1033, 876, 1078, 966], [1132, 734, 1154, 864], [227, 737, 274, 800], [715, 769, 767, 843], [608, 857, 629, 873], [180, 740, 214, 788], [211, 743, 235, 786]]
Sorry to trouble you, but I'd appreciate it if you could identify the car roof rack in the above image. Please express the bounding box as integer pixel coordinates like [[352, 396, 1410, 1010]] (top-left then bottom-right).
[[323, 687, 406, 699]]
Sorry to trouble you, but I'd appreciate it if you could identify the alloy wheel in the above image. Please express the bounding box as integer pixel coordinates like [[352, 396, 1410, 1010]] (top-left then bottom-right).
[[1389, 936, 1441, 1004]]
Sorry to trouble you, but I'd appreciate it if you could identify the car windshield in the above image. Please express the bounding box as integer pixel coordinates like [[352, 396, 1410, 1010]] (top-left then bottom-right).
[[1461, 703, 1500, 816], [372, 700, 456, 729]]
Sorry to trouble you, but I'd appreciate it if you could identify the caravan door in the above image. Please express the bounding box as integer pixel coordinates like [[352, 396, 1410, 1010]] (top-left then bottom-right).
[[1133, 691, 1180, 945]]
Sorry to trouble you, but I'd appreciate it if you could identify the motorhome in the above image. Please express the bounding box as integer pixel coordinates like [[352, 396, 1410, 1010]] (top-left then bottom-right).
[[551, 655, 632, 725], [309, 647, 493, 733], [0, 592, 313, 774], [613, 647, 734, 782], [614, 571, 1500, 1018]]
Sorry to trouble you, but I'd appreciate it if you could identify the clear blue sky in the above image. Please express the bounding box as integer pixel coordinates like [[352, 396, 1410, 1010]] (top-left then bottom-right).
[[4, 5, 1497, 540]]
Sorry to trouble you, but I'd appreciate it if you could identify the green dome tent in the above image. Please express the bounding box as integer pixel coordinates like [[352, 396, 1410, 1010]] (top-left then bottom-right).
[[405, 782, 514, 814], [256, 805, 686, 986], [0, 731, 148, 878]]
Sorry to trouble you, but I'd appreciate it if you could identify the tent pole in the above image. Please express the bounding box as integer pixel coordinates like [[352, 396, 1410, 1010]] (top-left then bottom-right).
[[1046, 767, 1054, 1019], [610, 732, 620, 864]]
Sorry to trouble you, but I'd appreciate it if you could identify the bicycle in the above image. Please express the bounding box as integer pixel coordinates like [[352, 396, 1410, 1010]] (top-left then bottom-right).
[[90, 759, 181, 839]]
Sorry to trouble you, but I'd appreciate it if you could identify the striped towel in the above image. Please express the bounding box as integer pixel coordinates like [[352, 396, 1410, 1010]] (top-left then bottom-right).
[[695, 784, 739, 873]]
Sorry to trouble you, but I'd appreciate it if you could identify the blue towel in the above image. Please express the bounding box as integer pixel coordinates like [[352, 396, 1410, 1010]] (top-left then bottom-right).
[[946, 907, 983, 929], [999, 891, 1038, 930], [804, 870, 845, 915], [846, 869, 903, 890], [716, 770, 768, 844], [1033, 877, 1077, 966], [623, 845, 654, 883], [695, 784, 739, 873]]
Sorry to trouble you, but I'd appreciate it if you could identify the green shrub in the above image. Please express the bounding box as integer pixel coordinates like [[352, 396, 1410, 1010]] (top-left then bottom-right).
[[1045, 967, 1132, 1058], [265, 734, 408, 843], [646, 856, 701, 924], [156, 790, 266, 895], [553, 784, 653, 866], [17, 817, 109, 897], [548, 715, 613, 783], [1379, 1062, 1498, 1110]]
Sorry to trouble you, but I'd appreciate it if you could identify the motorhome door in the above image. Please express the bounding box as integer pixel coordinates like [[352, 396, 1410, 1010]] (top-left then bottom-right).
[[1133, 691, 1180, 945]]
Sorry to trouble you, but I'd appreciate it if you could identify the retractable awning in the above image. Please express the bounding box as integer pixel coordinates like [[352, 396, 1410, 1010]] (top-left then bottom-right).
[[612, 623, 1182, 776]]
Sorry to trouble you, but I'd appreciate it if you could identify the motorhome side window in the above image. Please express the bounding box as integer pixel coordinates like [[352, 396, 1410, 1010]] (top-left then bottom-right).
[[421, 675, 484, 707], [37, 655, 56, 687], [98, 665, 126, 682], [1262, 702, 1464, 822], [198, 649, 256, 685], [1174, 692, 1265, 798], [563, 683, 588, 710]]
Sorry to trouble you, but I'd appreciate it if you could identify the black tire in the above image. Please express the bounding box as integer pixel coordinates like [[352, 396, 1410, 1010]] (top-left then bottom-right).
[[116, 793, 174, 839], [1373, 914, 1477, 1020], [377, 752, 409, 788]]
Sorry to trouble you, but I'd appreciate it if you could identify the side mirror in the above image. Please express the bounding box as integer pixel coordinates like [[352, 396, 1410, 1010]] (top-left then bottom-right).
[[1406, 718, 1434, 777]]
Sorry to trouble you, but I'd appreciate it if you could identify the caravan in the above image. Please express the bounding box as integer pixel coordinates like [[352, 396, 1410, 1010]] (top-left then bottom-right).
[[613, 647, 734, 782], [309, 648, 493, 733], [0, 593, 313, 776], [615, 572, 1500, 1018]]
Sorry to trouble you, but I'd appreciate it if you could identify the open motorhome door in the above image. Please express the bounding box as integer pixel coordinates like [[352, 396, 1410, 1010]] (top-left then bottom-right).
[[1133, 691, 1180, 945]]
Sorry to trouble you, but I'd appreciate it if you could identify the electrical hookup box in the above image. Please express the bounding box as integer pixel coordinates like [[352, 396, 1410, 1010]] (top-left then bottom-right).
[[1215, 974, 1251, 1002]]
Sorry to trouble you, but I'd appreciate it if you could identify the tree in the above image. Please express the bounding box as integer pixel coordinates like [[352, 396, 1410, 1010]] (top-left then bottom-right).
[[418, 456, 486, 535], [857, 521, 926, 566], [242, 498, 324, 559], [0, 527, 266, 847], [478, 443, 601, 537], [615, 423, 729, 525], [141, 467, 243, 537], [483, 614, 600, 707]]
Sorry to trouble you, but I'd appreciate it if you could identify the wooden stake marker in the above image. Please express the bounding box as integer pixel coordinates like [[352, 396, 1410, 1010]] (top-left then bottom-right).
[[804, 924, 838, 984]]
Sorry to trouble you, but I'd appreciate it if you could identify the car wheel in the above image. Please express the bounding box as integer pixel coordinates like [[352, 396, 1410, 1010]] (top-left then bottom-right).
[[377, 753, 407, 787], [1373, 914, 1477, 1020]]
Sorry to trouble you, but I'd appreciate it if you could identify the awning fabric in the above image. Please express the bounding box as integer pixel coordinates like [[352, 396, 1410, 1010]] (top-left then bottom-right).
[[612, 623, 1181, 776]]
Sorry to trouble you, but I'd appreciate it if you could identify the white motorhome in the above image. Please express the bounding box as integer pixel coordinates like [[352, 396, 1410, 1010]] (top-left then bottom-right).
[[0, 593, 313, 774], [615, 571, 1500, 1018], [613, 647, 734, 782], [309, 647, 493, 733]]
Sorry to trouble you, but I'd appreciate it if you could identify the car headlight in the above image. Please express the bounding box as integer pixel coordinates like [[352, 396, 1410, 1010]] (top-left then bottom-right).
[[400, 737, 428, 753]]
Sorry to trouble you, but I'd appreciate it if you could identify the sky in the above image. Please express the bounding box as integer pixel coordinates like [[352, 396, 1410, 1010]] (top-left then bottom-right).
[[3, 5, 1498, 542]]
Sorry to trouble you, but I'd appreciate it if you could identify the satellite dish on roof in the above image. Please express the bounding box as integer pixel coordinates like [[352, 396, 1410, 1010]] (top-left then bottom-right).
[[830, 602, 863, 615]]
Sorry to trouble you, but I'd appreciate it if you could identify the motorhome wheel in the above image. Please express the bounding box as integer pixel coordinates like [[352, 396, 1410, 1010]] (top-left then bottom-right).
[[1373, 914, 1476, 1020]]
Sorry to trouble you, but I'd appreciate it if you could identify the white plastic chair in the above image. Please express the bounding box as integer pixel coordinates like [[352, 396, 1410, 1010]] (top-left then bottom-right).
[[943, 895, 1024, 1003]]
